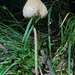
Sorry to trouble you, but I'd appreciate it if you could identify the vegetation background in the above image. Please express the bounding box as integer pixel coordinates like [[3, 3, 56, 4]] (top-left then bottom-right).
[[0, 0, 75, 75]]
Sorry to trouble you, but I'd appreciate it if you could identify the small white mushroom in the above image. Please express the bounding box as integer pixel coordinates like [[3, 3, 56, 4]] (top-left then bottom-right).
[[22, 1, 48, 75], [23, 0, 48, 18]]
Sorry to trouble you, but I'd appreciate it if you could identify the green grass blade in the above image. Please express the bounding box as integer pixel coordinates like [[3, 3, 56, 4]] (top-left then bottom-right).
[[24, 25, 34, 49], [68, 41, 71, 75], [2, 62, 17, 75], [48, 6, 52, 59], [22, 18, 33, 43]]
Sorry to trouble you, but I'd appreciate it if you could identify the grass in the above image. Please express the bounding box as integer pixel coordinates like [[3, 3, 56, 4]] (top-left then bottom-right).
[[0, 0, 75, 75], [0, 23, 35, 75]]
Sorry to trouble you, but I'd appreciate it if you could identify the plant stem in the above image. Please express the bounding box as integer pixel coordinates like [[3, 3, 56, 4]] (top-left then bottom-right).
[[33, 21, 38, 75]]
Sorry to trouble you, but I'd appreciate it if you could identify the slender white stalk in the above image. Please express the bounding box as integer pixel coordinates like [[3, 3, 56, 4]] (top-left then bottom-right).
[[34, 27, 38, 75]]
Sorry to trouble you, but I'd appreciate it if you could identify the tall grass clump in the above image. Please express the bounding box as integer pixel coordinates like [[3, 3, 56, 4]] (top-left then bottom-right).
[[53, 13, 75, 75], [0, 23, 35, 75]]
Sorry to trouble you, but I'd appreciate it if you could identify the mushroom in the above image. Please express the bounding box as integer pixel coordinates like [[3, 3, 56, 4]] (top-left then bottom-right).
[[23, 0, 48, 19], [22, 0, 48, 75]]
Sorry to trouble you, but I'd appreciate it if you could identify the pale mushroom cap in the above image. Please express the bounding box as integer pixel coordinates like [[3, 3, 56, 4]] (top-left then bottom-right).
[[39, 1, 48, 18], [23, 0, 39, 18], [23, 0, 48, 19]]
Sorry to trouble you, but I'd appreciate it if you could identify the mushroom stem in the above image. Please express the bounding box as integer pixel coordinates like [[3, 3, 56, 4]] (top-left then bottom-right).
[[33, 20, 38, 75]]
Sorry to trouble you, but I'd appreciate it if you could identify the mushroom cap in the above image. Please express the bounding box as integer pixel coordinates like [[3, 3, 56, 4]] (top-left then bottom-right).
[[23, 0, 48, 19]]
